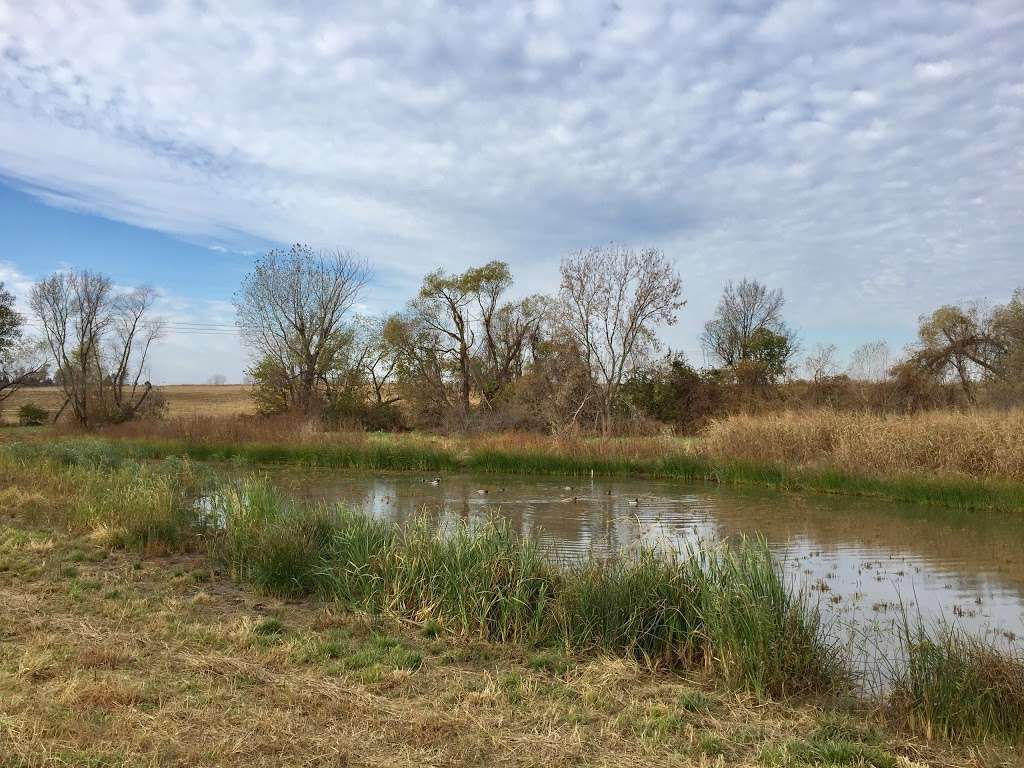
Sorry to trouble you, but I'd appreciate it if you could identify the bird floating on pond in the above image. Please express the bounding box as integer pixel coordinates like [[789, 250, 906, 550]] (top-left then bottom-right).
[[476, 489, 488, 495], [627, 498, 640, 506]]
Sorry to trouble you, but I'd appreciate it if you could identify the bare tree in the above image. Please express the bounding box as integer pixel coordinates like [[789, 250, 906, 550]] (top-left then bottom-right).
[[235, 244, 369, 414], [30, 271, 112, 425], [847, 340, 892, 383], [702, 278, 796, 369], [207, 374, 228, 386], [482, 295, 548, 390], [107, 286, 164, 420], [559, 245, 685, 429], [804, 343, 839, 382]]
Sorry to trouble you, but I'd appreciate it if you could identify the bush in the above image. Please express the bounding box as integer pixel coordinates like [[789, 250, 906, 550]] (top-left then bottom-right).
[[17, 403, 49, 426]]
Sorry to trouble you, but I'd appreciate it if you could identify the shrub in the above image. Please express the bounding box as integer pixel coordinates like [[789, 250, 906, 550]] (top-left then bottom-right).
[[17, 402, 49, 426]]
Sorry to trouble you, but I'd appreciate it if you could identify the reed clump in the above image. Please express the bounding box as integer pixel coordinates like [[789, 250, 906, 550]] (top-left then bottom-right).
[[891, 625, 1024, 743], [702, 409, 1024, 482]]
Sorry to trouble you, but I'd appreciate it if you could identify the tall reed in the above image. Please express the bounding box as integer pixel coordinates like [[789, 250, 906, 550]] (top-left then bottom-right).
[[702, 409, 1024, 482]]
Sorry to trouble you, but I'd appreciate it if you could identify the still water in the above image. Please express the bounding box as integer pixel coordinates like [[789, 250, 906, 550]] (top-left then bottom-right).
[[268, 470, 1024, 661]]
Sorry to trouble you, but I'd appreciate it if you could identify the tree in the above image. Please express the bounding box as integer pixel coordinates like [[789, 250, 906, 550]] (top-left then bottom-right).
[[988, 288, 1024, 390], [30, 271, 112, 425], [702, 278, 797, 369], [410, 266, 485, 415], [0, 281, 47, 407], [29, 272, 163, 424], [207, 374, 228, 386], [351, 315, 401, 408], [559, 245, 685, 429], [235, 244, 369, 414], [107, 286, 163, 421], [804, 343, 839, 382], [908, 303, 998, 404], [743, 327, 797, 385], [384, 312, 454, 424], [906, 290, 1024, 405], [847, 341, 892, 382]]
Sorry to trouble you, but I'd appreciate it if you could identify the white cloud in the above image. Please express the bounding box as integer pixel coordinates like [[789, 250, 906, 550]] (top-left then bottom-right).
[[0, 0, 1021, 380], [914, 60, 957, 81]]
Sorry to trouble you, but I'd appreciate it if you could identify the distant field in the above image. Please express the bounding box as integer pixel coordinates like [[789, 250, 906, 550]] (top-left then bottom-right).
[[1, 384, 254, 423]]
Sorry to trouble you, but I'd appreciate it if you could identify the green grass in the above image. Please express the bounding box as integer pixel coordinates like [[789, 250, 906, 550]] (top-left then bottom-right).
[[890, 624, 1024, 743], [6, 436, 1024, 512], [208, 475, 842, 698]]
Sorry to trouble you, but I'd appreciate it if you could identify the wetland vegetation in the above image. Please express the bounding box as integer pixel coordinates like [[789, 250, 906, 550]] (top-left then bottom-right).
[[2, 443, 1023, 765]]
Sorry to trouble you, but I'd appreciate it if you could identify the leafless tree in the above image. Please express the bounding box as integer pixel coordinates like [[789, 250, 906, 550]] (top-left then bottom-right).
[[30, 271, 112, 425], [559, 245, 685, 429], [804, 343, 839, 382], [235, 244, 369, 413], [847, 340, 892, 383], [483, 295, 548, 389], [107, 286, 164, 420], [29, 273, 164, 424], [702, 278, 795, 368], [207, 374, 228, 386]]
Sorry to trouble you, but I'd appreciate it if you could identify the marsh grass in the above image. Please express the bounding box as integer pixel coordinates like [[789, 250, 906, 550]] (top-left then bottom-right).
[[703, 409, 1024, 482], [4, 448, 1024, 743], [0, 447, 203, 551], [209, 476, 841, 697], [890, 623, 1024, 743], [9, 429, 1024, 511]]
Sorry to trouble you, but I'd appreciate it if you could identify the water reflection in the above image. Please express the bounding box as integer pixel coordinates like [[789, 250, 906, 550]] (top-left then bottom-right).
[[268, 470, 1024, 658]]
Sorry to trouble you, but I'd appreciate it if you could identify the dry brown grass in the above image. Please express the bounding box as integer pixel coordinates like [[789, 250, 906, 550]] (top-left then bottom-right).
[[0, 516, 1006, 767], [701, 409, 1024, 482], [69, 412, 359, 445], [1, 384, 254, 424]]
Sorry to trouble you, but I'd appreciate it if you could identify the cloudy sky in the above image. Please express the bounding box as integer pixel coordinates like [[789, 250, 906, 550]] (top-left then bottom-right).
[[1, 0, 1021, 383]]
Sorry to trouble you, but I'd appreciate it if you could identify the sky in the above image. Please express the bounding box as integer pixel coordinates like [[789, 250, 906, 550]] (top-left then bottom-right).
[[1, 0, 1022, 384]]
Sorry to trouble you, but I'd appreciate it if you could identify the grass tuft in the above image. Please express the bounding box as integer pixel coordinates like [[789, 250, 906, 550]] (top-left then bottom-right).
[[891, 624, 1024, 743]]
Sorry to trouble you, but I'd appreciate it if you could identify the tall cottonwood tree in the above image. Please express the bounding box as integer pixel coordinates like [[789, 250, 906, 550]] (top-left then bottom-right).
[[235, 244, 369, 414], [559, 245, 685, 428]]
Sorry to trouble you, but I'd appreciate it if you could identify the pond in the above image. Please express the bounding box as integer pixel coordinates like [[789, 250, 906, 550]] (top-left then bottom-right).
[[265, 469, 1024, 672]]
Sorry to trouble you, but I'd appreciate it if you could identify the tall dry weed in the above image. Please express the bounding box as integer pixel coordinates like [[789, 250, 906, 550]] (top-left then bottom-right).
[[701, 410, 1024, 481]]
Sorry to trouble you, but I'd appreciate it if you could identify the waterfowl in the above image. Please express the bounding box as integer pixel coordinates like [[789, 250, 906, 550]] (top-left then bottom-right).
[[627, 497, 640, 506], [476, 489, 488, 495], [428, 478, 440, 486]]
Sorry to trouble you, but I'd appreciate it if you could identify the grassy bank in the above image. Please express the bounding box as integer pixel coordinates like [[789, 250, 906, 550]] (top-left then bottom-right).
[[213, 476, 840, 698], [2, 448, 1023, 756], [2, 525, 993, 768], [7, 430, 1024, 512]]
